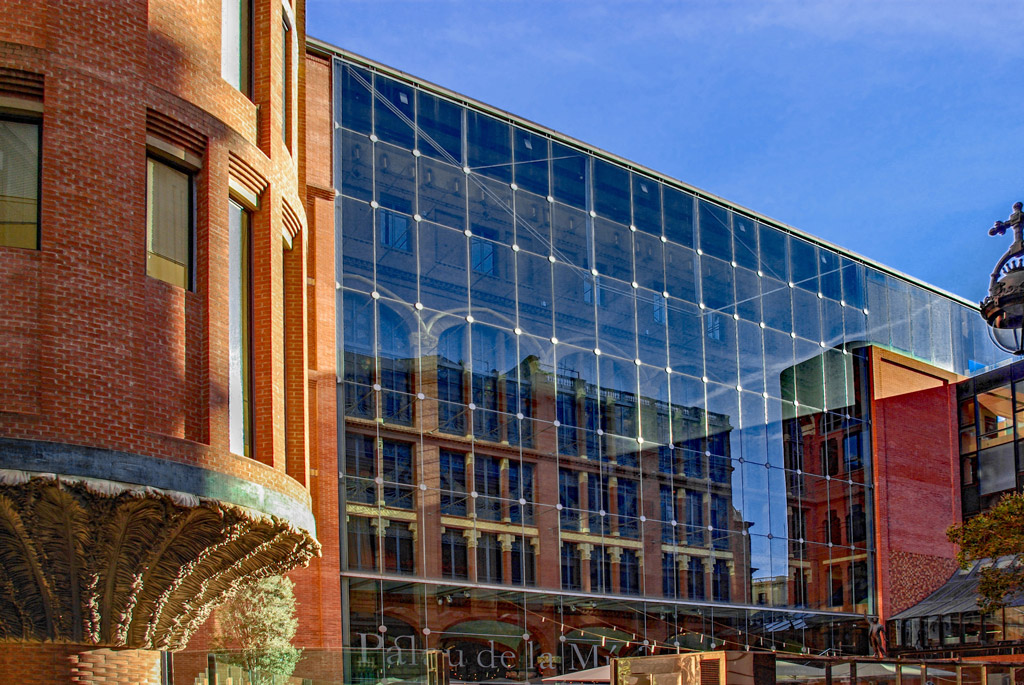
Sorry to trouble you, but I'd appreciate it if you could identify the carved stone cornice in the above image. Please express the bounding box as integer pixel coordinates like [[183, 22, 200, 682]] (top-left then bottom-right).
[[0, 470, 319, 651]]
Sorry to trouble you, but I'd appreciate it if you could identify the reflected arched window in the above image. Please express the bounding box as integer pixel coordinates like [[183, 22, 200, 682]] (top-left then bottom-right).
[[343, 292, 375, 419], [556, 351, 599, 458], [827, 510, 843, 546], [712, 560, 730, 602], [436, 324, 467, 435], [471, 325, 515, 443], [686, 557, 705, 600], [379, 305, 414, 425]]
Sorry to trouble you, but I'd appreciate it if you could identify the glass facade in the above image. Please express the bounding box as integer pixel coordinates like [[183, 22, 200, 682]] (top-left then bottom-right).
[[332, 55, 1004, 682], [957, 360, 1024, 519]]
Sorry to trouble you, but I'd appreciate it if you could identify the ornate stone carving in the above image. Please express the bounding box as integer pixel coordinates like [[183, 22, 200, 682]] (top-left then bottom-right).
[[0, 470, 319, 651]]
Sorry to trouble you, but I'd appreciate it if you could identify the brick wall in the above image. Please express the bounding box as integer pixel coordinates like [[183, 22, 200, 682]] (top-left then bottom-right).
[[869, 348, 962, 619], [0, 0, 319, 675], [0, 644, 162, 684], [282, 47, 342, 652], [0, 0, 312, 509]]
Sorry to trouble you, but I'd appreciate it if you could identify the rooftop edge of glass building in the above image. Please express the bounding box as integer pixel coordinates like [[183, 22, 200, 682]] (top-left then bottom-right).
[[311, 36, 1000, 366], [311, 36, 1007, 682]]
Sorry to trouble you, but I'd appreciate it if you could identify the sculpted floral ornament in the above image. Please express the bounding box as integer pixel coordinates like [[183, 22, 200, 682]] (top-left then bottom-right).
[[0, 470, 319, 650]]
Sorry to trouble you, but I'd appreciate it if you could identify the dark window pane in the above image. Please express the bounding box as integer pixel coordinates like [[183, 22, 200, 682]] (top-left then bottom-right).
[[820, 249, 842, 300], [514, 128, 549, 197], [561, 542, 581, 590], [551, 141, 587, 209], [663, 187, 695, 248], [733, 215, 757, 270], [347, 517, 377, 571], [375, 142, 415, 214], [381, 440, 414, 508], [373, 74, 415, 149], [842, 258, 865, 308], [441, 530, 468, 579], [790, 237, 818, 291], [418, 157, 465, 230], [418, 91, 462, 162], [477, 533, 503, 584], [467, 111, 512, 182], [340, 130, 372, 201], [440, 451, 467, 516], [759, 224, 788, 281], [383, 522, 414, 574], [632, 174, 662, 236], [511, 536, 536, 586], [593, 158, 630, 224], [340, 64, 372, 133], [698, 200, 731, 262]]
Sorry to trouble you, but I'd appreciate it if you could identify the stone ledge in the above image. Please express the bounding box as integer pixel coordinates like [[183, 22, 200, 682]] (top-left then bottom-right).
[[0, 437, 315, 535]]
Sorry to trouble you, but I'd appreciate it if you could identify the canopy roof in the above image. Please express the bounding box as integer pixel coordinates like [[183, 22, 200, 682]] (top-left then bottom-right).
[[892, 557, 1023, 620]]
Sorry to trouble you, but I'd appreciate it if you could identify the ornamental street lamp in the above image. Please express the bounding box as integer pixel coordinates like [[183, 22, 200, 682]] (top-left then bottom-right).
[[982, 202, 1024, 355]]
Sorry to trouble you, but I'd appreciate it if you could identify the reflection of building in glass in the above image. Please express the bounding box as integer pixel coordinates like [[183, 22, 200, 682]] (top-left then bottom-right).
[[310, 41, 1006, 682]]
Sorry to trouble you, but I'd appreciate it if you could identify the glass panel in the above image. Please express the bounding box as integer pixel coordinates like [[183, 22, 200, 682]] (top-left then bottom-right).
[[664, 244, 698, 303], [978, 443, 1016, 496], [593, 158, 630, 224], [417, 155, 463, 229], [417, 91, 462, 163], [340, 130, 373, 201], [735, 267, 761, 323], [841, 258, 865, 309], [550, 141, 587, 209], [339, 63, 371, 134], [819, 249, 842, 301], [419, 225, 467, 312], [376, 208, 417, 303], [516, 250, 553, 338], [376, 142, 415, 214], [733, 215, 758, 271], [633, 232, 665, 293], [513, 127, 549, 197], [663, 186, 695, 248], [513, 188, 551, 255], [637, 290, 668, 367], [789, 237, 817, 292], [701, 255, 734, 313], [704, 312, 737, 385], [667, 299, 704, 378], [759, 224, 788, 282], [553, 263, 598, 350], [594, 218, 633, 283], [632, 173, 662, 236], [698, 200, 731, 262], [977, 384, 1014, 448], [468, 175, 513, 244], [762, 277, 792, 333], [467, 110, 511, 182], [373, 74, 415, 149]]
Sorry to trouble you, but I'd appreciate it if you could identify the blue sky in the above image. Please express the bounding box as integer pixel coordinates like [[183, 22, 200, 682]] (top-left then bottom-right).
[[307, 0, 1024, 304]]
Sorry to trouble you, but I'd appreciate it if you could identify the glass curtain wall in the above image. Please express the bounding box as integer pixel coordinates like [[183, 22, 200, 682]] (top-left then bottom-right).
[[332, 56, 1003, 682]]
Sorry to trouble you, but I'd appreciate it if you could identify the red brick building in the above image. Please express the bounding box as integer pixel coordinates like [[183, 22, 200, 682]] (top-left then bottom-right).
[[0, 0, 326, 682]]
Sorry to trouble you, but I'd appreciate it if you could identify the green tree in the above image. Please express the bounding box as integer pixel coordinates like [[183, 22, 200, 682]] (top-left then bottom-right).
[[947, 493, 1024, 611], [213, 575, 302, 684]]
